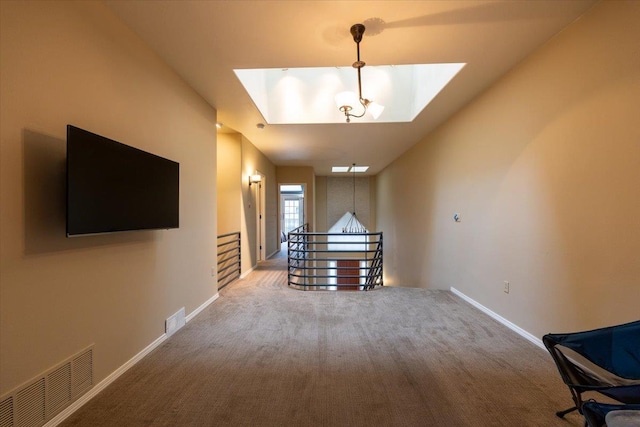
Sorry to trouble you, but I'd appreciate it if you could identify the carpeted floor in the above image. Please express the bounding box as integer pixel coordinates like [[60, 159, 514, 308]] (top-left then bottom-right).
[[61, 253, 584, 426]]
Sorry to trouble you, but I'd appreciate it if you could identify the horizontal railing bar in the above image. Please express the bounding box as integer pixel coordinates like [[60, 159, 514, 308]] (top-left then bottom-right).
[[218, 262, 241, 274], [288, 270, 380, 276], [295, 246, 380, 250], [288, 236, 381, 240], [287, 283, 380, 288], [217, 242, 239, 248], [290, 246, 379, 250], [218, 257, 241, 267], [289, 237, 380, 243], [218, 270, 240, 283], [217, 239, 241, 249], [217, 231, 241, 239], [287, 265, 381, 270], [218, 253, 240, 261], [286, 261, 381, 267], [217, 246, 241, 256], [287, 263, 379, 268], [288, 269, 380, 276], [288, 249, 380, 254], [287, 267, 379, 272], [289, 274, 381, 280], [287, 258, 381, 264], [288, 252, 381, 257], [218, 257, 240, 266], [288, 232, 382, 237], [287, 269, 380, 275]]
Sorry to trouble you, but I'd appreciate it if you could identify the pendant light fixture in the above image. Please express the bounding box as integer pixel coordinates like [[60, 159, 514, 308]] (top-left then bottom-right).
[[335, 24, 384, 123], [342, 164, 367, 233]]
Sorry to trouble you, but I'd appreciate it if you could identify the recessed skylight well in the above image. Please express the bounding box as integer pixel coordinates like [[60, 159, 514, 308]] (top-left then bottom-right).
[[350, 166, 369, 173], [332, 166, 350, 173], [332, 166, 369, 173], [234, 63, 465, 125]]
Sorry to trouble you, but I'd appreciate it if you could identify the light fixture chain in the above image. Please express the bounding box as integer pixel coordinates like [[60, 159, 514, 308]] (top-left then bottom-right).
[[357, 64, 363, 101], [352, 163, 356, 215]]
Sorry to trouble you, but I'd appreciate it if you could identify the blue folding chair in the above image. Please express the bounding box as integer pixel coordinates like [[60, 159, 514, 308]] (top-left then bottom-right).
[[543, 320, 640, 419]]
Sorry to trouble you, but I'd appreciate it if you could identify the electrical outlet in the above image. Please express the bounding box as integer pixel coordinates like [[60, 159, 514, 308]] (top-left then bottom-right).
[[211, 267, 216, 277], [504, 281, 510, 294]]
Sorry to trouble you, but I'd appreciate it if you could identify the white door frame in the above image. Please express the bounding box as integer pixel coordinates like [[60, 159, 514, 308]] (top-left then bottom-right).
[[255, 172, 266, 262], [279, 183, 305, 241]]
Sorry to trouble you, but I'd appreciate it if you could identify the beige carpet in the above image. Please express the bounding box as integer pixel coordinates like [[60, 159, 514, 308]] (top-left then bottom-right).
[[61, 253, 584, 426]]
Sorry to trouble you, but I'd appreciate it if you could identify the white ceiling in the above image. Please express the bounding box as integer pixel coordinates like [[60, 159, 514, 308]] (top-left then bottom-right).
[[104, 0, 598, 176]]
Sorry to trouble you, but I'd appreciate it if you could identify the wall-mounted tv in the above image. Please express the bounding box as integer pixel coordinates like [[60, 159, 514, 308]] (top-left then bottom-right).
[[66, 125, 179, 237]]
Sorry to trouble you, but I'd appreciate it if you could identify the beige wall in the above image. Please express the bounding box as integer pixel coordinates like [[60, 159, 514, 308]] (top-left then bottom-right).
[[328, 177, 376, 232], [241, 136, 277, 270], [276, 166, 315, 232], [376, 0, 640, 337], [217, 133, 241, 235], [315, 176, 328, 232], [0, 1, 217, 395], [315, 176, 377, 232], [369, 176, 377, 232], [218, 132, 277, 272]]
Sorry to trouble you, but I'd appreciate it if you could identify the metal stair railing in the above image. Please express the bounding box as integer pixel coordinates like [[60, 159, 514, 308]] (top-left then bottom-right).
[[217, 231, 241, 290], [287, 228, 383, 291], [364, 235, 383, 290], [287, 223, 309, 287]]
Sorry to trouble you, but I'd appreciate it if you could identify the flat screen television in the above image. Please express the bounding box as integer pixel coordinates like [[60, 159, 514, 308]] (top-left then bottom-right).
[[66, 125, 179, 237]]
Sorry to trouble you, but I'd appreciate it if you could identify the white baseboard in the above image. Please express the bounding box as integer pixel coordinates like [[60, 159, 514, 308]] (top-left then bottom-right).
[[45, 292, 220, 426], [267, 249, 279, 259], [240, 265, 256, 279], [44, 333, 167, 426], [186, 292, 219, 323], [450, 287, 545, 350]]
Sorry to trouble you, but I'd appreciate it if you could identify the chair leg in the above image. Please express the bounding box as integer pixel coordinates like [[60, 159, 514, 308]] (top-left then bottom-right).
[[556, 406, 579, 418]]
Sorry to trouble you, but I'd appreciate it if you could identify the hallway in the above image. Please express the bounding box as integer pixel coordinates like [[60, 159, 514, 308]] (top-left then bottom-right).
[[62, 254, 582, 426]]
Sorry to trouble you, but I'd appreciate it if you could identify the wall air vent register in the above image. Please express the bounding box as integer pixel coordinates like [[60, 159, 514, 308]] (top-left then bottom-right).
[[0, 346, 93, 427]]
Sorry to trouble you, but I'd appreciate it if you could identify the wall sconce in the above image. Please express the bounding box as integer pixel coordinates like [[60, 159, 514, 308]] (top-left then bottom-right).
[[249, 173, 262, 187]]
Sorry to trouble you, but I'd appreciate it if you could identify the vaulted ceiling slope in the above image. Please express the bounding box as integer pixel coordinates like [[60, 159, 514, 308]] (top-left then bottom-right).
[[104, 0, 598, 175]]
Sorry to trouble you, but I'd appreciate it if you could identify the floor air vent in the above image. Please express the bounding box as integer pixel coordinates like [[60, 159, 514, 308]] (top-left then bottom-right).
[[0, 345, 93, 427]]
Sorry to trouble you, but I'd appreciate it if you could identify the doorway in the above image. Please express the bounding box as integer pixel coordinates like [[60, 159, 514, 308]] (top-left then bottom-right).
[[254, 172, 266, 262], [280, 184, 305, 246]]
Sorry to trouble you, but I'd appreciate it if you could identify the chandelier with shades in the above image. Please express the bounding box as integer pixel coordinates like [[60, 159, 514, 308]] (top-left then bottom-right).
[[335, 24, 385, 123]]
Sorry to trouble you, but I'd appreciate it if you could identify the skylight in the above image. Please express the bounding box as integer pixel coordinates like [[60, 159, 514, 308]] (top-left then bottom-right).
[[332, 166, 369, 173], [234, 63, 465, 125], [350, 166, 369, 173]]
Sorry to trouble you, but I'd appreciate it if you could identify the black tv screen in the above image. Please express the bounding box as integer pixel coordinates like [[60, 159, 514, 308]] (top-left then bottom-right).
[[66, 125, 179, 236]]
